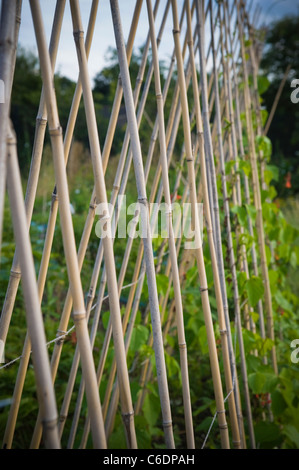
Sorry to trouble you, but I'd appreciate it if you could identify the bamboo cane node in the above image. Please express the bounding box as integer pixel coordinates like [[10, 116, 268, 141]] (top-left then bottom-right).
[[56, 329, 68, 344], [156, 93, 163, 101], [137, 197, 149, 208], [49, 126, 63, 137], [217, 409, 226, 415], [36, 116, 47, 126], [172, 29, 180, 36], [52, 188, 58, 202], [73, 30, 84, 42], [10, 269, 21, 279], [89, 202, 97, 211], [219, 423, 228, 430], [86, 289, 95, 301], [135, 76, 143, 86], [42, 417, 58, 431], [59, 414, 67, 424], [122, 410, 135, 421], [200, 287, 208, 292], [219, 329, 227, 336], [233, 439, 242, 446], [7, 126, 16, 145], [56, 329, 68, 336], [178, 341, 187, 350], [163, 420, 173, 429], [72, 312, 87, 322], [0, 38, 14, 48]]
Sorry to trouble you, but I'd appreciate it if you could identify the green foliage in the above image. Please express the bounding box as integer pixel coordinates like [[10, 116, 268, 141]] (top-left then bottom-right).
[[1, 26, 299, 451], [245, 276, 264, 307]]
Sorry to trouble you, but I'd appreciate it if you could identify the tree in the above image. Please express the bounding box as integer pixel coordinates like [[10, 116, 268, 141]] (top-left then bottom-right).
[[260, 16, 299, 197], [11, 48, 76, 173]]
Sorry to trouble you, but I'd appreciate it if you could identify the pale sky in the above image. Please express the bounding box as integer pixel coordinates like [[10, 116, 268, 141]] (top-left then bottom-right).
[[8, 0, 299, 83]]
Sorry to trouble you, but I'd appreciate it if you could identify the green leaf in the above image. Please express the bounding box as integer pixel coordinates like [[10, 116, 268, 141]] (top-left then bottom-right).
[[274, 290, 293, 313], [165, 353, 181, 380], [156, 274, 169, 296], [268, 269, 279, 290], [250, 311, 260, 325], [245, 204, 257, 222], [231, 205, 247, 227], [129, 325, 149, 352], [246, 354, 262, 373], [256, 135, 272, 160], [271, 390, 288, 416], [143, 392, 161, 428], [166, 334, 176, 349], [265, 164, 279, 182], [290, 251, 297, 268], [198, 325, 209, 355], [255, 422, 281, 446], [245, 276, 264, 307], [260, 109, 269, 127], [225, 159, 236, 175], [102, 310, 110, 330], [284, 425, 299, 448], [239, 159, 252, 177], [238, 232, 254, 250], [248, 371, 278, 394], [257, 75, 270, 95]]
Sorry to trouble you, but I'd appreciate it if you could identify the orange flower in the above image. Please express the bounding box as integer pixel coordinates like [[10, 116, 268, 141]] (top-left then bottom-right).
[[285, 172, 292, 188]]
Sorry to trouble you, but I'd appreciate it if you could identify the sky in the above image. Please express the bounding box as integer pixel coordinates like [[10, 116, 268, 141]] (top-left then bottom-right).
[[6, 0, 299, 83]]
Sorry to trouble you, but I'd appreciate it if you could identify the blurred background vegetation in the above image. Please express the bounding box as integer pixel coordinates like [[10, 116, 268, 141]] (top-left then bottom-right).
[[0, 13, 299, 449]]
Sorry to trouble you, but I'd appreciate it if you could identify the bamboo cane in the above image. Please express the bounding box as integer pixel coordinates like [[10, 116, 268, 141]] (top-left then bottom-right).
[[196, 0, 231, 357], [242, 7, 275, 420], [4, 0, 101, 449], [0, 0, 66, 347], [145, 0, 194, 448], [29, 0, 107, 449], [0, 1, 17, 255], [105, 166, 196, 440], [224, 0, 267, 354], [236, 0, 278, 375], [91, 2, 179, 435], [0, 0, 275, 450], [82, 35, 188, 446], [29, 0, 144, 449], [69, 0, 138, 449], [134, 137, 200, 420], [171, 0, 230, 449], [210, 0, 255, 449], [110, 0, 175, 449], [66, 0, 172, 448], [186, 0, 242, 449], [135, 0, 230, 431], [6, 122, 60, 449]]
